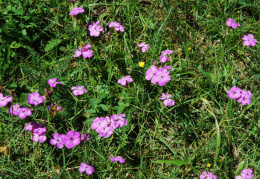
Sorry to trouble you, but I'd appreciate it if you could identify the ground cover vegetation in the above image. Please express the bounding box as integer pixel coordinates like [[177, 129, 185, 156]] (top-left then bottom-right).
[[0, 0, 260, 178]]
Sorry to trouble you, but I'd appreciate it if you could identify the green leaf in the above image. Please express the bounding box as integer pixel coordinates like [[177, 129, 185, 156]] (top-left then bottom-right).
[[85, 109, 96, 114], [99, 104, 108, 111], [89, 98, 97, 109], [44, 39, 62, 51], [235, 161, 245, 175], [22, 29, 27, 36], [153, 160, 187, 166], [99, 12, 107, 21], [117, 105, 126, 114]]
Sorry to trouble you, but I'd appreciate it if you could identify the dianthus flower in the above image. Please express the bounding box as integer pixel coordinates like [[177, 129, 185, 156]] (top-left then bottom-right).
[[79, 163, 94, 175], [226, 18, 240, 29], [69, 7, 84, 16], [117, 76, 133, 86], [48, 78, 61, 88], [227, 86, 242, 99], [73, 45, 93, 59], [71, 85, 87, 96], [24, 122, 46, 143], [28, 92, 45, 106], [94, 116, 114, 138], [235, 169, 254, 179], [24, 122, 38, 131], [160, 49, 173, 63], [110, 156, 125, 163], [111, 114, 127, 128], [80, 132, 91, 142], [145, 65, 158, 80], [200, 172, 217, 179], [108, 21, 125, 32], [0, 93, 12, 107], [50, 133, 66, 149], [237, 90, 252, 105], [65, 130, 81, 149], [19, 107, 32, 119], [10, 104, 21, 116], [242, 34, 257, 47], [159, 93, 175, 107], [88, 21, 103, 37], [151, 68, 171, 86], [138, 42, 149, 53]]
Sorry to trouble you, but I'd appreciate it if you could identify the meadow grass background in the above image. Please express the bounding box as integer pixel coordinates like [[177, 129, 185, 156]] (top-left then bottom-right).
[[0, 0, 260, 178]]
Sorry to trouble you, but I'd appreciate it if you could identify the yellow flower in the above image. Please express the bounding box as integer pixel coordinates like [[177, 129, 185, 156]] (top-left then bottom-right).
[[139, 62, 145, 67], [188, 47, 192, 51], [206, 163, 211, 167]]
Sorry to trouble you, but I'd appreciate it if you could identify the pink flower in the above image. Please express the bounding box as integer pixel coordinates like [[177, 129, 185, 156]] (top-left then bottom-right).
[[160, 49, 173, 63], [226, 18, 240, 29], [50, 133, 66, 149], [237, 90, 252, 105], [10, 104, 21, 116], [138, 42, 149, 53], [117, 76, 133, 86], [25, 122, 47, 143], [32, 133, 47, 143], [80, 132, 91, 142], [65, 130, 81, 149], [242, 34, 257, 46], [79, 163, 94, 175], [24, 122, 38, 131], [159, 93, 175, 107], [235, 169, 254, 179], [73, 45, 93, 59], [0, 93, 12, 107], [145, 65, 158, 80], [200, 172, 217, 179], [227, 86, 242, 99], [71, 85, 87, 96], [19, 107, 32, 119], [48, 78, 61, 88], [111, 114, 127, 128], [69, 7, 84, 16], [28, 92, 45, 106], [88, 21, 103, 37], [151, 68, 171, 86], [108, 21, 125, 32], [110, 156, 125, 163]]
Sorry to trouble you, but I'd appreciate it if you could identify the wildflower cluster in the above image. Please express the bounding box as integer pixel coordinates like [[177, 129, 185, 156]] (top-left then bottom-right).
[[73, 45, 93, 59], [24, 122, 47, 143], [159, 93, 175, 107], [50, 130, 91, 149], [145, 64, 171, 86], [0, 93, 12, 107], [227, 86, 252, 105], [235, 169, 254, 179], [91, 114, 127, 138], [10, 104, 32, 119]]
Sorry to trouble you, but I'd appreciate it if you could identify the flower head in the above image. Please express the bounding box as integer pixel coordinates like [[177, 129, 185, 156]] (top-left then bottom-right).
[[110, 156, 125, 163], [19, 107, 32, 119], [69, 7, 84, 16], [48, 78, 61, 88], [108, 21, 125, 32], [71, 86, 87, 96], [139, 62, 145, 67], [226, 18, 240, 29], [159, 93, 175, 107], [200, 172, 218, 179], [227, 86, 242, 99], [10, 104, 21, 116], [28, 92, 45, 106], [74, 45, 93, 59], [138, 42, 149, 53], [0, 93, 12, 107], [160, 49, 173, 63], [88, 21, 103, 37], [236, 169, 254, 179], [65, 130, 81, 149], [242, 34, 257, 47], [117, 76, 133, 86], [79, 163, 94, 175], [151, 68, 171, 86], [50, 133, 66, 149]]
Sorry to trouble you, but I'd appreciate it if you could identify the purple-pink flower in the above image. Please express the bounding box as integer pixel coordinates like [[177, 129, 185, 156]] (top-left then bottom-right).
[[242, 34, 257, 47], [50, 133, 66, 149], [138, 42, 149, 53], [226, 18, 240, 29], [24, 122, 47, 143], [48, 78, 61, 88], [65, 130, 81, 149], [111, 114, 127, 128], [71, 85, 87, 96], [235, 169, 254, 179], [200, 172, 217, 179], [110, 156, 125, 163], [237, 90, 252, 105], [0, 93, 12, 107], [19, 107, 32, 119], [80, 132, 91, 142], [88, 21, 103, 37], [159, 93, 175, 107], [151, 68, 171, 86], [69, 7, 84, 16], [227, 86, 242, 99], [10, 104, 21, 116], [117, 76, 133, 86], [73, 45, 93, 59], [28, 92, 45, 106], [108, 21, 125, 32], [160, 49, 173, 63], [79, 163, 94, 175]]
